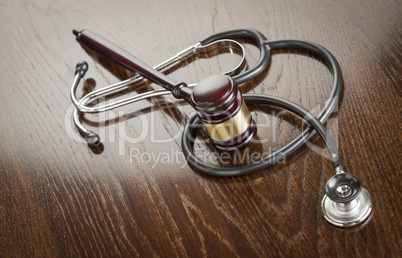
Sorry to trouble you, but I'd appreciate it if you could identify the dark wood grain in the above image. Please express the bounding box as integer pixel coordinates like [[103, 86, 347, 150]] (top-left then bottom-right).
[[0, 0, 401, 257]]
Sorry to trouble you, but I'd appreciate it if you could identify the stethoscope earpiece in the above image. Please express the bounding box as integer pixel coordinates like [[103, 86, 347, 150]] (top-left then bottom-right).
[[322, 173, 372, 228], [83, 130, 101, 148]]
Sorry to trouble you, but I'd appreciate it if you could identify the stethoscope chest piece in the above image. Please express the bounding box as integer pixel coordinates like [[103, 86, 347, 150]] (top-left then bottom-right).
[[322, 173, 373, 228]]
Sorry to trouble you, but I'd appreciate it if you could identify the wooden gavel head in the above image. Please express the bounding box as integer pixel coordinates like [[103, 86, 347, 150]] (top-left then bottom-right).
[[191, 75, 257, 151]]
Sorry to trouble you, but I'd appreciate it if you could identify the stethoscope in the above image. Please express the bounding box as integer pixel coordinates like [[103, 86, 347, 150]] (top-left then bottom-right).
[[70, 28, 372, 228]]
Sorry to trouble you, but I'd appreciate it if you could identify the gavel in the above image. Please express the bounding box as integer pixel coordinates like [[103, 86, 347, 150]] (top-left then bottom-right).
[[73, 29, 257, 151]]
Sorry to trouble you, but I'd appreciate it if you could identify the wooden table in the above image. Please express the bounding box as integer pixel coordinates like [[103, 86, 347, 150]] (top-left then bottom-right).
[[1, 0, 400, 256]]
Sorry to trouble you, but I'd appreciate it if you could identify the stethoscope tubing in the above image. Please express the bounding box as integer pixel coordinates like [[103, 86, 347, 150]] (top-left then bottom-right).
[[181, 93, 342, 177]]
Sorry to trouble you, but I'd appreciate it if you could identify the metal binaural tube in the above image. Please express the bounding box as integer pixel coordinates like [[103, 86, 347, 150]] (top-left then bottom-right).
[[70, 37, 247, 147]]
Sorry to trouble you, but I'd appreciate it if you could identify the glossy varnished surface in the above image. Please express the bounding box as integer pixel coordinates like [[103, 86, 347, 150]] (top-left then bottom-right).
[[0, 0, 401, 256]]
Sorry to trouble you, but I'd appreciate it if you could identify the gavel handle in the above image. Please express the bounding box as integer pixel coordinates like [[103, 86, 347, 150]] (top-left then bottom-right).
[[73, 29, 191, 101]]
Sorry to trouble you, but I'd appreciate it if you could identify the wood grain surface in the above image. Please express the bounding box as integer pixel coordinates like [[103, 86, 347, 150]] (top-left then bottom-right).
[[0, 0, 401, 257]]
